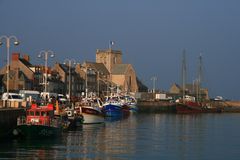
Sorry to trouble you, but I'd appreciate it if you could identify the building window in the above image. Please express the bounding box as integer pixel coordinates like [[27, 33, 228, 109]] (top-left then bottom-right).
[[113, 57, 117, 64], [129, 76, 132, 86]]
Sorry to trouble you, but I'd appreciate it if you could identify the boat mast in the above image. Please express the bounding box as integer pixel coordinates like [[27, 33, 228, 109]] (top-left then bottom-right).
[[197, 53, 203, 102], [182, 49, 187, 100]]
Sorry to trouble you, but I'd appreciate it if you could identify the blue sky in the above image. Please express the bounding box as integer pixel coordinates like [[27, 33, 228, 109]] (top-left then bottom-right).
[[0, 0, 240, 99]]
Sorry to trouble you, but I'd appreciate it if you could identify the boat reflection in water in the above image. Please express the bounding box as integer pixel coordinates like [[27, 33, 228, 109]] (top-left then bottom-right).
[[63, 116, 137, 159], [64, 124, 106, 159], [2, 114, 240, 159]]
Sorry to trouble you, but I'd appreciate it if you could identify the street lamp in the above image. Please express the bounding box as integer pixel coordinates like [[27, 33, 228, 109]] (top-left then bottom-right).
[[80, 65, 91, 98], [38, 50, 55, 100], [85, 67, 90, 99], [97, 71, 100, 97], [64, 59, 76, 102], [0, 35, 20, 107]]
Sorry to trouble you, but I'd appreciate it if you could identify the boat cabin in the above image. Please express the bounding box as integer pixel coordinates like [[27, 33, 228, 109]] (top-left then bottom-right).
[[26, 104, 54, 126]]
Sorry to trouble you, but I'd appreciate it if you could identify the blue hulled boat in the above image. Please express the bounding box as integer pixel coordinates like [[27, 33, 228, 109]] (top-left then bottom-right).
[[102, 102, 123, 117]]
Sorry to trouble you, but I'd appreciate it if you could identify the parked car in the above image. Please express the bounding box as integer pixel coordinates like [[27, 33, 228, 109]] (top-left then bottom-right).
[[1, 92, 24, 102]]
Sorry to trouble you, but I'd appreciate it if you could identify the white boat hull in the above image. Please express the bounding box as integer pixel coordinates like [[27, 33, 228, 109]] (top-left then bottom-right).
[[82, 113, 105, 124]]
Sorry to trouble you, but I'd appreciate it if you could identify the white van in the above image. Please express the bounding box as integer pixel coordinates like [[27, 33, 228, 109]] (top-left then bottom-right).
[[19, 90, 41, 102], [1, 92, 24, 102]]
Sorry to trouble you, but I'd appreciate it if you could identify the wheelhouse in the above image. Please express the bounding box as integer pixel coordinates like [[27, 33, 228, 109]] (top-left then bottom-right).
[[26, 104, 54, 125]]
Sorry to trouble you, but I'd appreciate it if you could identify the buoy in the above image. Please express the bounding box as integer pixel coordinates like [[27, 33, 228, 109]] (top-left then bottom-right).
[[13, 129, 18, 136]]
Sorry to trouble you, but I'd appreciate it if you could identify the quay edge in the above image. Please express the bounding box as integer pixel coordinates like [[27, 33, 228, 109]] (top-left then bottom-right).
[[137, 100, 240, 113], [137, 100, 176, 113]]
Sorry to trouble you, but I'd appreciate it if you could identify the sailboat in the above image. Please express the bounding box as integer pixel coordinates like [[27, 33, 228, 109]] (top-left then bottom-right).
[[175, 52, 221, 113], [176, 50, 205, 113]]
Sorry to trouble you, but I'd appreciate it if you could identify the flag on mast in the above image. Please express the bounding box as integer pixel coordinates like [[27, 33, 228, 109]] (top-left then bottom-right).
[[110, 41, 115, 45], [109, 40, 115, 49]]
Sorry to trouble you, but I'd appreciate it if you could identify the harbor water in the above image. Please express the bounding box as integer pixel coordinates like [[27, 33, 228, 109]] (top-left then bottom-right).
[[0, 113, 240, 160]]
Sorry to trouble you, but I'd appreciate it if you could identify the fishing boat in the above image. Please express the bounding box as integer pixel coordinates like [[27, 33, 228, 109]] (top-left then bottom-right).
[[13, 104, 68, 138], [102, 96, 124, 117], [75, 98, 104, 124], [102, 95, 131, 117], [64, 105, 84, 128], [120, 95, 138, 113]]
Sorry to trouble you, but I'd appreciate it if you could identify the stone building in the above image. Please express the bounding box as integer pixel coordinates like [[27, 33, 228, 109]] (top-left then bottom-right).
[[52, 63, 85, 98], [96, 49, 138, 93], [169, 83, 209, 100], [0, 53, 64, 93], [0, 53, 34, 91], [75, 62, 110, 97]]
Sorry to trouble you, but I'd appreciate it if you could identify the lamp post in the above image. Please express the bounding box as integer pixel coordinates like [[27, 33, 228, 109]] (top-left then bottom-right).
[[0, 35, 19, 107], [81, 66, 92, 98], [64, 59, 76, 102], [38, 50, 54, 101], [85, 67, 89, 98], [97, 71, 100, 97]]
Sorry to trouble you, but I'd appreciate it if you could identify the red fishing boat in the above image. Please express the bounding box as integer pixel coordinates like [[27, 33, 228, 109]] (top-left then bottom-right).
[[13, 104, 69, 138]]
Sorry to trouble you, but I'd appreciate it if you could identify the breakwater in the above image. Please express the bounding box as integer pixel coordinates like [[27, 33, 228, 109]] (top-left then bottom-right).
[[212, 101, 240, 112], [137, 100, 176, 113], [137, 100, 240, 113], [0, 108, 25, 138]]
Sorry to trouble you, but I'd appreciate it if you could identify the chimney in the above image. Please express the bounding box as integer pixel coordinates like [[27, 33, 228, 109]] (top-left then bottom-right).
[[12, 53, 20, 61], [23, 54, 30, 62]]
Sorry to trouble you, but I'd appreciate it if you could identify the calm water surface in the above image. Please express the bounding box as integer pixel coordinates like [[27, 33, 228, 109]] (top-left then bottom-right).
[[0, 113, 240, 160]]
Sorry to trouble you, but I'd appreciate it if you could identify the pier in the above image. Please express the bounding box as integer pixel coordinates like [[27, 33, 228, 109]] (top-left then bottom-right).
[[137, 100, 240, 113], [137, 100, 176, 113]]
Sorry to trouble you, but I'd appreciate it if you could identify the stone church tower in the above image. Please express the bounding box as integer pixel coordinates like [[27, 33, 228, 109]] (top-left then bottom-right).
[[96, 49, 122, 73], [95, 49, 139, 93]]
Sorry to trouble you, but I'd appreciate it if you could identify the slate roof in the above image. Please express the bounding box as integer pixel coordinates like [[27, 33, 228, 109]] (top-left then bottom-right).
[[19, 58, 32, 67], [173, 83, 181, 89], [83, 61, 110, 75], [111, 64, 130, 75], [59, 64, 76, 73]]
